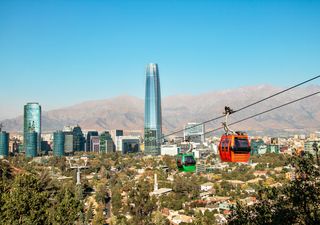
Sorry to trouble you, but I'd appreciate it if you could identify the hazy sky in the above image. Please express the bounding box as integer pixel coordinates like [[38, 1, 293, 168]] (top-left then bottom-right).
[[0, 0, 320, 119]]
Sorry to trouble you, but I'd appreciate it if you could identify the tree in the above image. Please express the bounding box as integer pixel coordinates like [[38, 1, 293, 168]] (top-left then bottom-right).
[[96, 183, 109, 204], [85, 203, 94, 224], [111, 189, 122, 216], [173, 174, 200, 200], [152, 211, 170, 225], [128, 180, 157, 225], [92, 206, 105, 225], [228, 154, 320, 225], [193, 210, 217, 225], [48, 187, 83, 225], [1, 174, 51, 225]]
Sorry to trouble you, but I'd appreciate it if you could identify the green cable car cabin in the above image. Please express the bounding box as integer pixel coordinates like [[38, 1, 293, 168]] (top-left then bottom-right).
[[176, 153, 196, 172]]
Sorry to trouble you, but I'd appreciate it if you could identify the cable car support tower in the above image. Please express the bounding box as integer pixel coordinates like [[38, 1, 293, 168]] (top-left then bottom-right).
[[67, 156, 89, 185]]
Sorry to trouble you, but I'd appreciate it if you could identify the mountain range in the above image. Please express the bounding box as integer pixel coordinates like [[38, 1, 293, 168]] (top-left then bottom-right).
[[1, 85, 319, 136]]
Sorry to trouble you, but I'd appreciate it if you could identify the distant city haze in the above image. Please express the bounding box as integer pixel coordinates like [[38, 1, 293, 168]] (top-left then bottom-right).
[[1, 85, 319, 135], [1, 1, 320, 119]]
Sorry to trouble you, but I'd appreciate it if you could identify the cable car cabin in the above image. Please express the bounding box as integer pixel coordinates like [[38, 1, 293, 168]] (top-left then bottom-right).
[[176, 153, 196, 172], [218, 132, 251, 162]]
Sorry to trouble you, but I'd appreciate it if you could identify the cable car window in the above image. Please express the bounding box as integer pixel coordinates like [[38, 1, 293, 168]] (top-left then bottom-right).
[[234, 138, 250, 152], [184, 156, 196, 165], [221, 139, 229, 150], [177, 158, 182, 167]]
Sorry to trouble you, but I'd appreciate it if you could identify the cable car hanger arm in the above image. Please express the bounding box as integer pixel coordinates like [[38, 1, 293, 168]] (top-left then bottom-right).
[[222, 106, 235, 134]]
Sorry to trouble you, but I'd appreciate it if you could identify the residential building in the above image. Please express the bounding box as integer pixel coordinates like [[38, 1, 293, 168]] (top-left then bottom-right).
[[267, 144, 280, 154], [161, 144, 179, 156], [304, 140, 320, 155], [200, 182, 214, 192]]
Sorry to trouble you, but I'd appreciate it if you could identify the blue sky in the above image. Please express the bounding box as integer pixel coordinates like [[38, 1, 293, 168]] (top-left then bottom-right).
[[0, 0, 320, 119]]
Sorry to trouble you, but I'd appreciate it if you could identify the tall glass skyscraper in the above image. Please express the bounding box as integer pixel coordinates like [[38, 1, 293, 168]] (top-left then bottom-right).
[[53, 131, 65, 157], [73, 125, 85, 151], [144, 63, 162, 156], [0, 131, 9, 158], [86, 131, 99, 151], [25, 131, 37, 158], [23, 103, 41, 155]]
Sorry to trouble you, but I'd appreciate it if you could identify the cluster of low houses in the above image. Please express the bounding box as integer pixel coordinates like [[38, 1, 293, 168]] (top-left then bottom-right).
[[118, 158, 295, 224]]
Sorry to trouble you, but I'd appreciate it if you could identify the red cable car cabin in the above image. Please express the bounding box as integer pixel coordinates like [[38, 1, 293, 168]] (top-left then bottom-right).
[[218, 132, 251, 162]]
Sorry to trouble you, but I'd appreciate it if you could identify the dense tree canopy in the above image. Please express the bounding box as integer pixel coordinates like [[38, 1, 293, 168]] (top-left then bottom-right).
[[128, 180, 157, 225], [0, 162, 83, 225], [228, 154, 320, 225]]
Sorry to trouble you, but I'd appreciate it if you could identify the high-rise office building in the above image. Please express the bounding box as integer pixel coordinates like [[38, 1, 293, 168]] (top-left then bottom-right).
[[184, 122, 205, 143], [86, 131, 99, 151], [144, 63, 162, 156], [113, 129, 123, 151], [25, 131, 37, 158], [41, 140, 51, 155], [118, 136, 140, 154], [73, 125, 85, 151], [90, 136, 100, 153], [0, 129, 9, 158], [23, 103, 41, 154], [100, 131, 114, 153], [115, 130, 123, 137], [64, 131, 74, 153], [53, 131, 65, 157]]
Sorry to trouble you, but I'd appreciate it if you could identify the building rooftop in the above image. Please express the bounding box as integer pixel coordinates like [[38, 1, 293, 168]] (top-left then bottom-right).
[[150, 188, 172, 196], [201, 182, 215, 187]]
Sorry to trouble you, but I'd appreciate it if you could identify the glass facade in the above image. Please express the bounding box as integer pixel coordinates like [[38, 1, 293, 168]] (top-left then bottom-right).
[[73, 126, 85, 151], [144, 63, 162, 156], [122, 137, 140, 154], [41, 141, 51, 155], [251, 139, 267, 155], [64, 132, 74, 153], [86, 131, 99, 151], [184, 122, 205, 143], [100, 131, 114, 153], [115, 130, 123, 137], [25, 131, 37, 158], [23, 103, 41, 154], [53, 131, 65, 157], [0, 131, 9, 158]]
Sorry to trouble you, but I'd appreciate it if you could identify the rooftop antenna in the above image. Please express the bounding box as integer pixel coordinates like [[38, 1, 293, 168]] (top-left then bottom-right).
[[66, 156, 89, 185]]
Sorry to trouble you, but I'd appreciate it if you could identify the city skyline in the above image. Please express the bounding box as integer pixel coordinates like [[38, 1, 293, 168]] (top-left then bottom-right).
[[1, 1, 320, 224], [1, 1, 320, 118]]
